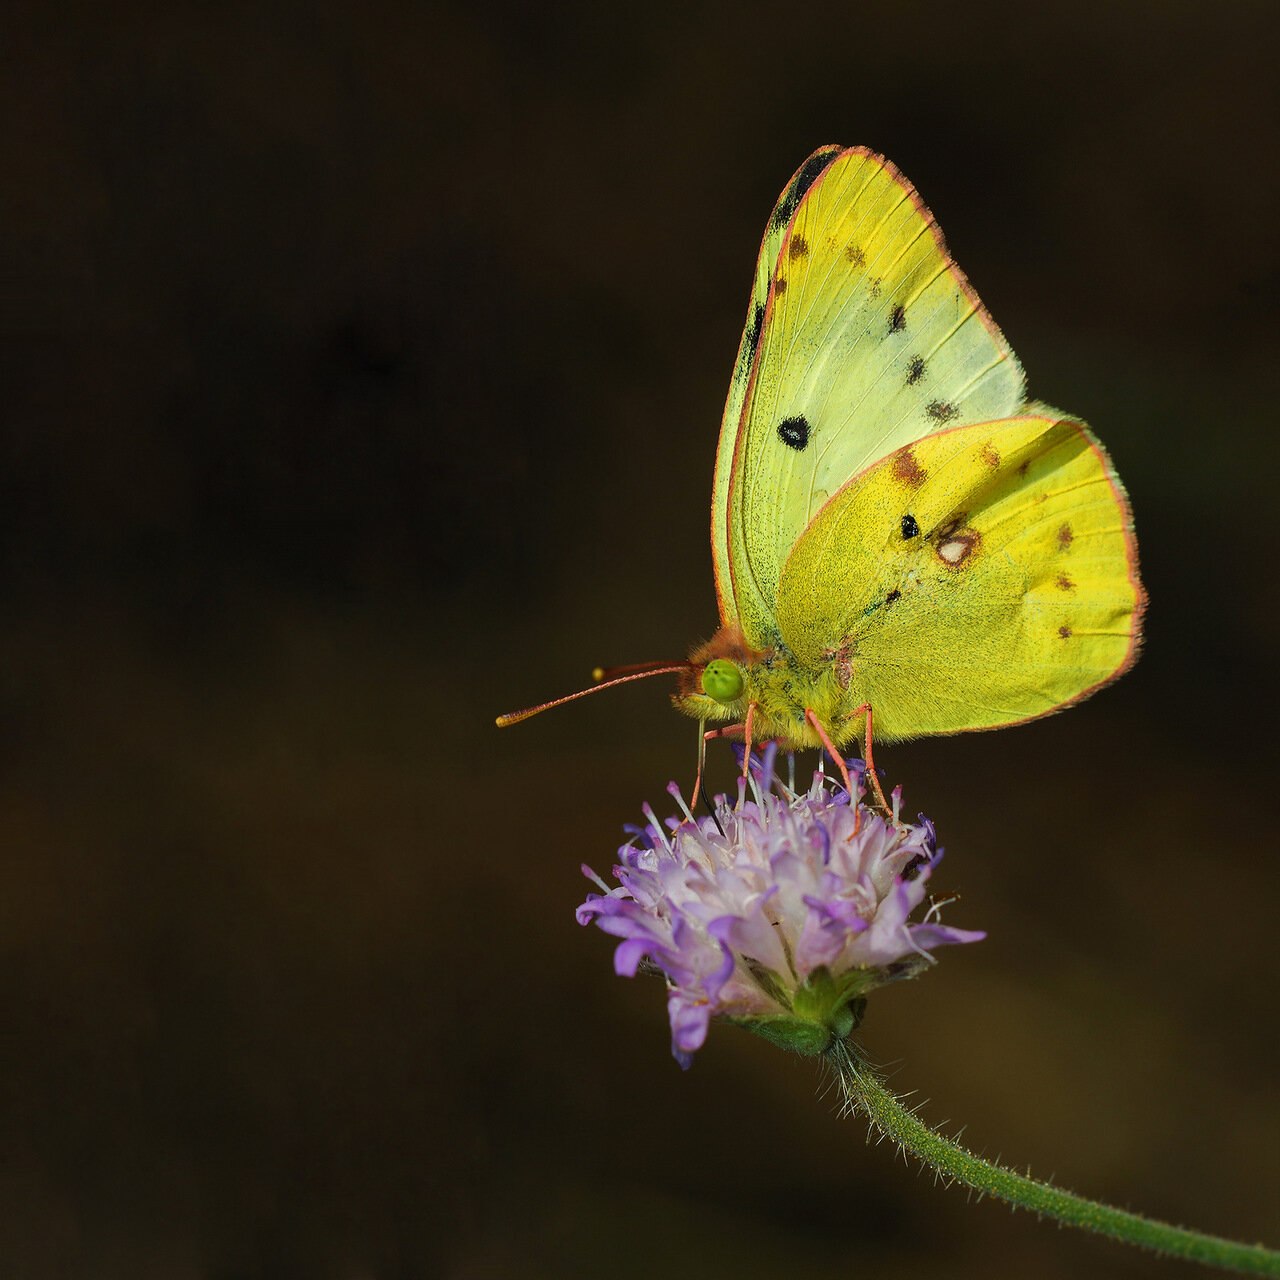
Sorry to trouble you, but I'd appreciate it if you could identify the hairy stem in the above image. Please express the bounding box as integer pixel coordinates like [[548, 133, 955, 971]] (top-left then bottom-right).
[[829, 1041, 1279, 1276]]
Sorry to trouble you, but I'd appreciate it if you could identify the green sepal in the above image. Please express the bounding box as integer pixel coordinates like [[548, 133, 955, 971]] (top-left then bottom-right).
[[729, 965, 870, 1056], [727, 1014, 834, 1056]]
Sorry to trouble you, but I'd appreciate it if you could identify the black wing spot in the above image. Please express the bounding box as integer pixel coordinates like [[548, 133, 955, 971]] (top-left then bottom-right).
[[926, 400, 959, 424], [906, 355, 925, 385], [885, 588, 901, 604], [889, 304, 906, 333], [777, 415, 810, 450], [770, 150, 839, 230], [900, 514, 920, 539], [743, 302, 764, 363]]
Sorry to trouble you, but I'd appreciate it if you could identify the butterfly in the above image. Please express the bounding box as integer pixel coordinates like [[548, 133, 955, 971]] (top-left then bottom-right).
[[499, 146, 1146, 805]]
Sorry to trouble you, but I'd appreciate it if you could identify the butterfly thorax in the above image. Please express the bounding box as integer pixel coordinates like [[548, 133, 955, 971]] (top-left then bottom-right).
[[673, 624, 865, 751]]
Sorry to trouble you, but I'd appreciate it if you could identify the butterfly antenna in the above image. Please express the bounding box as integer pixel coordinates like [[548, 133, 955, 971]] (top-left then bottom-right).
[[495, 663, 691, 728], [592, 660, 689, 682]]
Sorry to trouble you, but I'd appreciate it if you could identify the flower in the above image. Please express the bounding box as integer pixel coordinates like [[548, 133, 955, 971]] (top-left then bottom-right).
[[577, 746, 984, 1067]]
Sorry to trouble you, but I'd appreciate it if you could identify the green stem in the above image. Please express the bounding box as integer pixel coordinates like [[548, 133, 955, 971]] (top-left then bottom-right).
[[829, 1040, 1280, 1276]]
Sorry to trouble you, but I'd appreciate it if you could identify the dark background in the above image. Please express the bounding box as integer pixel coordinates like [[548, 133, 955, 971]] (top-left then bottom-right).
[[4, 2, 1278, 1277]]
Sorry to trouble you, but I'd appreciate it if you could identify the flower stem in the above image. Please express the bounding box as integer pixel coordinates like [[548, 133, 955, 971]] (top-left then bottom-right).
[[829, 1040, 1280, 1276]]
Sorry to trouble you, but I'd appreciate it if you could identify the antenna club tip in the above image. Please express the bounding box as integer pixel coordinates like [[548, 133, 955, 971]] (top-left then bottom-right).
[[591, 667, 606, 682]]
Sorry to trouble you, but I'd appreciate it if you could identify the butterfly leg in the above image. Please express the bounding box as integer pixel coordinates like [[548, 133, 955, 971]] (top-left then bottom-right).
[[848, 703, 892, 815], [740, 701, 757, 781], [804, 708, 856, 804], [703, 723, 746, 740], [693, 717, 750, 808]]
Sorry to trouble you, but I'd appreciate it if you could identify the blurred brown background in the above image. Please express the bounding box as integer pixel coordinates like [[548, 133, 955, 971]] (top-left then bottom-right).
[[3, 2, 1278, 1277]]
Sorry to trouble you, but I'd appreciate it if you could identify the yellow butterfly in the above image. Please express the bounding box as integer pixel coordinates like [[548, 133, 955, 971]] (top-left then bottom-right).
[[499, 146, 1146, 802]]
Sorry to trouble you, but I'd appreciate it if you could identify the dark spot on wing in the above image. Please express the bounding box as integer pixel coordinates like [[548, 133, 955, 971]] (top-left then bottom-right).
[[1057, 522, 1074, 548], [889, 304, 906, 333], [891, 447, 926, 487], [845, 245, 867, 267], [906, 355, 926, 385], [788, 236, 809, 261], [885, 588, 901, 604], [868, 277, 883, 299], [1056, 573, 1074, 592], [770, 149, 839, 230], [1058, 625, 1073, 639], [777, 415, 810, 450], [773, 274, 787, 296], [743, 302, 764, 363], [900, 513, 920, 539], [926, 400, 959, 424], [1018, 459, 1031, 476], [980, 443, 1001, 468]]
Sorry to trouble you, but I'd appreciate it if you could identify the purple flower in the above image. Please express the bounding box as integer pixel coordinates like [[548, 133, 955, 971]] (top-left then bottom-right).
[[578, 747, 984, 1067]]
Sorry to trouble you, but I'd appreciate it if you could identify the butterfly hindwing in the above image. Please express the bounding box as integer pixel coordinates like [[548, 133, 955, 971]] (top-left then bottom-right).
[[775, 414, 1143, 741], [714, 147, 1027, 650]]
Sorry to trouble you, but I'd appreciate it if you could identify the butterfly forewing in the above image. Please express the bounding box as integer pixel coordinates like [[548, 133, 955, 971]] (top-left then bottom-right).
[[716, 147, 1027, 650], [711, 146, 844, 628]]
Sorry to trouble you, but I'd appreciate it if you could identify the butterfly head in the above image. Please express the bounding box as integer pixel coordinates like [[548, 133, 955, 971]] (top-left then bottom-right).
[[670, 626, 762, 726]]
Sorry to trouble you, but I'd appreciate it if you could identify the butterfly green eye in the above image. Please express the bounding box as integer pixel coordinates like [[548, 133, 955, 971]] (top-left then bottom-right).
[[701, 659, 745, 703]]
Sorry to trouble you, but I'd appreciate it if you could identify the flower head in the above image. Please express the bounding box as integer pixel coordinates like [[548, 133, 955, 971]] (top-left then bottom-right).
[[577, 747, 984, 1067]]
